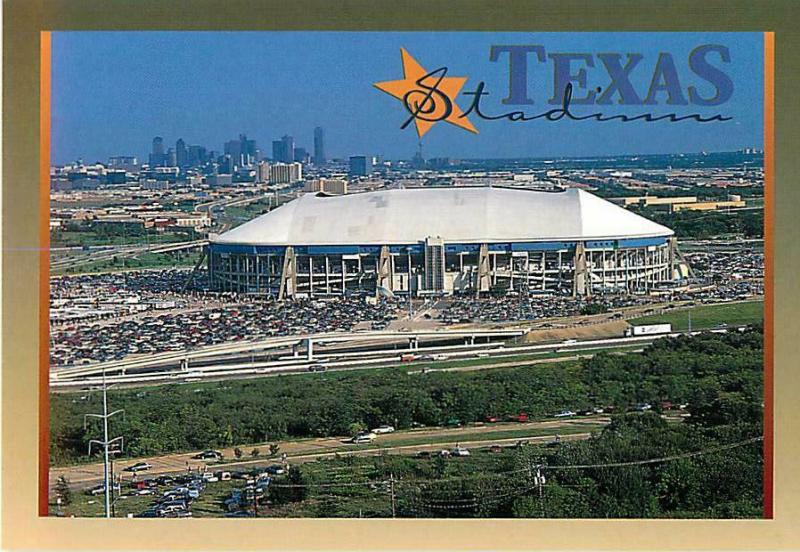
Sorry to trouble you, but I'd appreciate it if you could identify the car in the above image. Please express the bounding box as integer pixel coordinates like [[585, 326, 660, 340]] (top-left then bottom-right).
[[553, 410, 576, 418], [632, 403, 652, 412], [351, 432, 376, 444], [484, 416, 498, 423], [451, 446, 471, 457], [371, 425, 395, 434], [415, 451, 431, 459], [192, 450, 222, 460], [123, 462, 152, 472], [87, 483, 120, 495], [488, 444, 503, 454], [438, 449, 451, 458], [264, 465, 285, 475]]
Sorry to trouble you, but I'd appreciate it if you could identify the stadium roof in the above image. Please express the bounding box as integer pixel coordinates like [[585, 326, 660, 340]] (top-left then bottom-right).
[[212, 187, 673, 246]]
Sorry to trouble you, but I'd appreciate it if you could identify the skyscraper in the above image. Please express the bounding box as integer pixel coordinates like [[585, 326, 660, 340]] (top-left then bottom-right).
[[175, 138, 188, 168], [272, 135, 294, 163], [313, 127, 325, 165], [149, 136, 165, 167], [225, 134, 258, 167]]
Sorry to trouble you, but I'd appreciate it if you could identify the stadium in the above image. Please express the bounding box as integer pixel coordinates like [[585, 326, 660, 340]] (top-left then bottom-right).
[[207, 186, 680, 298]]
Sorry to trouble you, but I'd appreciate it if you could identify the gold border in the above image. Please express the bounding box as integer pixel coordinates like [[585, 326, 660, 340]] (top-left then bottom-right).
[[4, 1, 799, 549]]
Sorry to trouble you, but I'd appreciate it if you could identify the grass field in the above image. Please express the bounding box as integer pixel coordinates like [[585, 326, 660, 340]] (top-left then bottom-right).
[[55, 251, 199, 275], [629, 300, 763, 331]]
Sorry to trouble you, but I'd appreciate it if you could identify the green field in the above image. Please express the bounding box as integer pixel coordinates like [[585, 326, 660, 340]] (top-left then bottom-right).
[[55, 251, 199, 275], [629, 300, 763, 331]]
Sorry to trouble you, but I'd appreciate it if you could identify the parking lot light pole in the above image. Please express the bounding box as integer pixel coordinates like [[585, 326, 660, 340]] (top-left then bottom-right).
[[85, 369, 124, 519]]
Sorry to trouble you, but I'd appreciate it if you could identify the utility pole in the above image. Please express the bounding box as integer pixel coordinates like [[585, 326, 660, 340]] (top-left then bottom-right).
[[688, 311, 692, 333], [85, 370, 124, 519], [389, 473, 397, 518]]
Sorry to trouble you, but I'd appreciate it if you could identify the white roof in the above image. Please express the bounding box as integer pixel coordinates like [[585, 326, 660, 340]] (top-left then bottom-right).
[[213, 187, 673, 246]]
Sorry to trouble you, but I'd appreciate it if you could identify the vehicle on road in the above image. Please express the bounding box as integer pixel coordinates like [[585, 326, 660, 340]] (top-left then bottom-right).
[[451, 446, 470, 457], [351, 432, 377, 444], [553, 410, 576, 418], [624, 323, 672, 337], [371, 425, 395, 434], [192, 450, 222, 460], [123, 462, 152, 472]]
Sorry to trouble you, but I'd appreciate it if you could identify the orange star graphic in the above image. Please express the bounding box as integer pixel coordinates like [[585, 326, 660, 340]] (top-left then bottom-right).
[[374, 48, 478, 138]]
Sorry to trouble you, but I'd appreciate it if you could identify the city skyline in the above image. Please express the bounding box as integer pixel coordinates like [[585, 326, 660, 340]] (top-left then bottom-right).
[[52, 32, 763, 165]]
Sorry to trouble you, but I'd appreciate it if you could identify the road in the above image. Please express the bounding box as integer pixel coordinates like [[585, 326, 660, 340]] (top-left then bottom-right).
[[50, 417, 608, 491]]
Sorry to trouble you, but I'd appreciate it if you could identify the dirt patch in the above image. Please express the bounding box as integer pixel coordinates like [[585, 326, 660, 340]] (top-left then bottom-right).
[[520, 320, 631, 343]]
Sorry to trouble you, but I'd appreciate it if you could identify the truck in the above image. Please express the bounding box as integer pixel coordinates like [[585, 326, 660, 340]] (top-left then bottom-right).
[[624, 323, 672, 337], [400, 354, 417, 362]]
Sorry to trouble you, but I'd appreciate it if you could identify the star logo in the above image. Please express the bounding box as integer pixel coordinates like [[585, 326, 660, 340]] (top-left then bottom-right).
[[374, 48, 478, 138]]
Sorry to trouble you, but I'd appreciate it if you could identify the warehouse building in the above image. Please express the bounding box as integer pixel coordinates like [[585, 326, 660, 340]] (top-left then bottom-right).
[[207, 186, 680, 298]]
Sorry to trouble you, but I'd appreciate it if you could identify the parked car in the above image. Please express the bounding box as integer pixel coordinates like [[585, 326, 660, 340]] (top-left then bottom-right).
[[553, 410, 576, 418], [488, 444, 503, 454], [451, 446, 470, 457]]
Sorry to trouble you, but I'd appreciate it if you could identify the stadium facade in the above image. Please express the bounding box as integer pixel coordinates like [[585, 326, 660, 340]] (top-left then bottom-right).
[[207, 186, 679, 298]]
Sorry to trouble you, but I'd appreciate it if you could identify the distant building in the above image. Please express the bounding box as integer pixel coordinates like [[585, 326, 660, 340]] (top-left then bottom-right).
[[294, 147, 309, 164], [149, 136, 166, 167], [304, 178, 347, 195], [272, 135, 295, 163], [206, 173, 233, 187], [175, 139, 188, 168], [225, 134, 258, 168], [313, 126, 325, 165], [269, 162, 302, 185], [187, 145, 208, 167], [349, 155, 372, 177], [108, 156, 139, 172], [256, 160, 271, 183]]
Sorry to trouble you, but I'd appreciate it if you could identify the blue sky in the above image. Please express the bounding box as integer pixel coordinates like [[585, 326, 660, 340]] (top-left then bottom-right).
[[51, 32, 764, 164]]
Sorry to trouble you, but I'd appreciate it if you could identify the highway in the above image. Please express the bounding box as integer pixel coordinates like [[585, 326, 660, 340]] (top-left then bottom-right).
[[48, 326, 740, 389], [51, 417, 608, 491]]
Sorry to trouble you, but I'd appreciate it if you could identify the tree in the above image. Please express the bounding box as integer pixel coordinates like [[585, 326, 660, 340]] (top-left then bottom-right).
[[348, 422, 366, 437], [251, 448, 261, 458], [269, 443, 280, 457], [55, 475, 72, 506], [234, 447, 243, 460]]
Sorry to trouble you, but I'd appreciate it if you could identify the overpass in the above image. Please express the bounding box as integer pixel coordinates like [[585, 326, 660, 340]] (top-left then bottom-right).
[[50, 327, 526, 382]]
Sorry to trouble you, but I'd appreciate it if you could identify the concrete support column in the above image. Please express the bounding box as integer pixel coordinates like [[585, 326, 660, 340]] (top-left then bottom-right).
[[476, 243, 491, 296], [572, 242, 589, 297], [278, 246, 297, 300]]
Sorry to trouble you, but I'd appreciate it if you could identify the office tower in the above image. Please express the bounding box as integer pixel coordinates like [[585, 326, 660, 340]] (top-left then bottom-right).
[[271, 135, 295, 163], [349, 155, 372, 177], [313, 126, 325, 165], [224, 134, 258, 167], [294, 147, 309, 163], [149, 136, 165, 167], [187, 145, 207, 167], [175, 138, 188, 168]]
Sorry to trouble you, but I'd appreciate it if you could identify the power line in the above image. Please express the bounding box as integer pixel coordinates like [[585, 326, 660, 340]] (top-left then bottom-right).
[[541, 436, 762, 470]]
